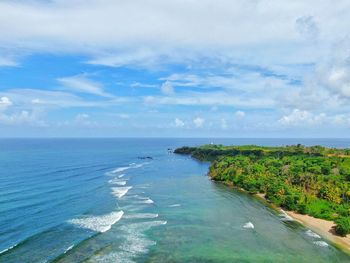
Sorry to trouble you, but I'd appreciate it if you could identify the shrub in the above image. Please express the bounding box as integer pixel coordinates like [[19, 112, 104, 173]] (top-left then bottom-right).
[[335, 217, 350, 237]]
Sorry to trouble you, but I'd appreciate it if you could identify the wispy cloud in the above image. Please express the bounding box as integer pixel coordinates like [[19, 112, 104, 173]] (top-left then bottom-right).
[[0, 0, 349, 67], [57, 75, 114, 98]]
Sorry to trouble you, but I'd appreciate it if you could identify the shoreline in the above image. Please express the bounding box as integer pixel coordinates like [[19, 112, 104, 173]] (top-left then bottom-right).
[[285, 211, 350, 254], [253, 192, 350, 254]]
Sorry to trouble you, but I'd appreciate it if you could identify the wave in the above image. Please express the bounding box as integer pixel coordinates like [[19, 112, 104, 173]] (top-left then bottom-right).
[[111, 187, 132, 198], [243, 222, 254, 229], [94, 220, 166, 262], [0, 243, 18, 255], [305, 230, 321, 239], [94, 251, 135, 263], [124, 213, 159, 219], [168, 204, 181, 207], [108, 162, 148, 176], [141, 198, 154, 204], [119, 221, 167, 253], [133, 195, 154, 204], [108, 178, 127, 186], [279, 210, 294, 221], [64, 244, 74, 254], [118, 174, 125, 178], [313, 241, 328, 247], [112, 167, 130, 173], [68, 211, 124, 233]]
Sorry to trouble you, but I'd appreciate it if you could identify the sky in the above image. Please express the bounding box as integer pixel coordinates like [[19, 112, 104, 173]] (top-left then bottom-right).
[[1, 0, 350, 137]]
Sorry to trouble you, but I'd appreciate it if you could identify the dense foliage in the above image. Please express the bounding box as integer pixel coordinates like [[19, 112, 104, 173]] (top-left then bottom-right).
[[175, 144, 350, 236]]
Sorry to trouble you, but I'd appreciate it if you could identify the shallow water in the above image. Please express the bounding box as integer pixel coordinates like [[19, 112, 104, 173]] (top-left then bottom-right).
[[1, 138, 350, 262]]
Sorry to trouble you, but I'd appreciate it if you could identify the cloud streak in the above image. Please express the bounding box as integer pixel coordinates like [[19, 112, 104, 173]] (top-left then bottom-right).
[[57, 75, 114, 98]]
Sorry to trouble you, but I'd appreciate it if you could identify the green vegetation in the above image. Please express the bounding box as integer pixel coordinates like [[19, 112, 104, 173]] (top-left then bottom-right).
[[175, 144, 350, 236]]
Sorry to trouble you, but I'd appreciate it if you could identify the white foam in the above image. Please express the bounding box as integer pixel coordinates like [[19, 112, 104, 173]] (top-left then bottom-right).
[[118, 174, 125, 178], [92, 220, 166, 263], [64, 245, 74, 254], [112, 187, 132, 198], [107, 162, 148, 176], [313, 241, 328, 247], [142, 198, 154, 204], [68, 211, 124, 233], [112, 167, 130, 173], [243, 222, 254, 229], [279, 210, 294, 221], [108, 178, 128, 185], [110, 180, 127, 186], [124, 213, 159, 219], [120, 221, 167, 253], [132, 195, 154, 204], [305, 230, 321, 239], [130, 163, 147, 169], [0, 244, 17, 254], [169, 204, 181, 207], [94, 252, 135, 263]]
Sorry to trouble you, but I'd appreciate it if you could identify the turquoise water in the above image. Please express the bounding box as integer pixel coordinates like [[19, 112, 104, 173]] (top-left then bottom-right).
[[1, 138, 350, 262]]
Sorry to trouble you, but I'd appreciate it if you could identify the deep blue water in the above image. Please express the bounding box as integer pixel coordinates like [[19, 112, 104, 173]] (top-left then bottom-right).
[[0, 138, 350, 263]]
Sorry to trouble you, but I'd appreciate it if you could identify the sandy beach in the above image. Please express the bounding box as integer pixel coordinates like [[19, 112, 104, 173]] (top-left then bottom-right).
[[285, 211, 350, 254], [253, 193, 350, 254]]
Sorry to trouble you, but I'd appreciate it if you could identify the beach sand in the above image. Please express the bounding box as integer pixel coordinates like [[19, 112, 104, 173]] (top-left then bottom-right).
[[285, 211, 350, 254], [253, 192, 350, 254]]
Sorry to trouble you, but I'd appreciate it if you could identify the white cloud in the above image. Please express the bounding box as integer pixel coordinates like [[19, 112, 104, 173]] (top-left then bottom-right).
[[75, 113, 89, 121], [279, 109, 326, 126], [193, 117, 205, 128], [174, 118, 185, 127], [161, 81, 175, 95], [235, 110, 246, 118], [74, 113, 97, 126], [221, 118, 228, 129], [57, 75, 114, 98], [295, 16, 319, 40], [130, 82, 157, 88], [0, 110, 47, 126], [0, 97, 13, 111], [142, 92, 274, 108], [118, 114, 130, 119], [323, 67, 350, 98], [0, 89, 113, 108], [1, 0, 349, 67], [0, 56, 18, 67]]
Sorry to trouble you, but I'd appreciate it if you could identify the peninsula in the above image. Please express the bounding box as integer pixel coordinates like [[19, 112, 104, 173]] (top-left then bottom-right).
[[175, 144, 350, 250]]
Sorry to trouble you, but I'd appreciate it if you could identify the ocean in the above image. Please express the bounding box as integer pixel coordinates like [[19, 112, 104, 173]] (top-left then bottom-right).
[[1, 138, 350, 262]]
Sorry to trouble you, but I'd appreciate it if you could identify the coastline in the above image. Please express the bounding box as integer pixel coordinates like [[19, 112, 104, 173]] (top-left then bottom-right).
[[253, 192, 350, 254], [285, 211, 350, 254]]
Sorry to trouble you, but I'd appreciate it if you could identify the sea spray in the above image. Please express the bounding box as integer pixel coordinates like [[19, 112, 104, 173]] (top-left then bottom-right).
[[111, 187, 132, 198], [243, 222, 254, 229], [124, 213, 159, 219], [68, 211, 124, 233], [313, 241, 329, 247], [306, 230, 321, 239], [92, 220, 166, 263], [108, 178, 127, 186]]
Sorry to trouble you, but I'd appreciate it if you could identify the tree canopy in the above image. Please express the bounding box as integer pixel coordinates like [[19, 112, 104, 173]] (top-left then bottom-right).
[[175, 144, 350, 236]]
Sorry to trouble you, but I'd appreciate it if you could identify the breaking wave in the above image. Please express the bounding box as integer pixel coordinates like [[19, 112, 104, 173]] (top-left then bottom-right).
[[111, 187, 132, 198], [305, 230, 321, 239], [243, 222, 254, 229], [313, 241, 328, 247], [68, 211, 124, 233]]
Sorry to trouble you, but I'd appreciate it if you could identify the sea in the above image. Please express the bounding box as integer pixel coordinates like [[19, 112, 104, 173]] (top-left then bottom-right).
[[1, 138, 350, 262]]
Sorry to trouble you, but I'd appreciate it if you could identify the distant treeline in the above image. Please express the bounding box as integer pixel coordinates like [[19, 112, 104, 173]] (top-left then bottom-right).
[[175, 144, 350, 236]]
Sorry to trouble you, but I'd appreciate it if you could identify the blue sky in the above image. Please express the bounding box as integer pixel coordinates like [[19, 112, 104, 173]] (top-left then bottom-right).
[[1, 0, 350, 137]]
